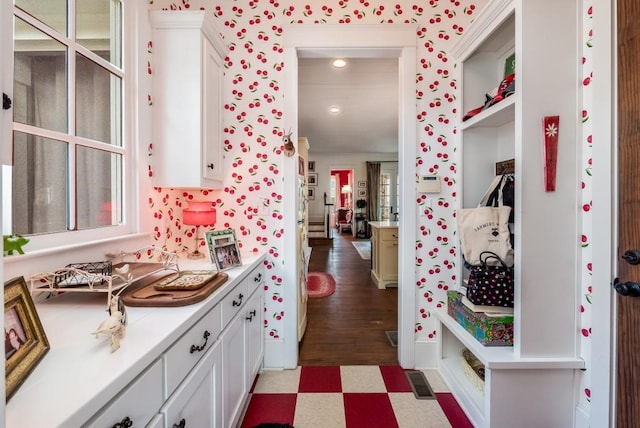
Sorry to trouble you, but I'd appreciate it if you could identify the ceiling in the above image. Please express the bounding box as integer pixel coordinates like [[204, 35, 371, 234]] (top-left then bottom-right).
[[297, 58, 399, 155]]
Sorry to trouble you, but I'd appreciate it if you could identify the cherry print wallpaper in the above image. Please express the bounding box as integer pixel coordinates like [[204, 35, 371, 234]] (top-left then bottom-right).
[[145, 0, 593, 411], [578, 1, 593, 412]]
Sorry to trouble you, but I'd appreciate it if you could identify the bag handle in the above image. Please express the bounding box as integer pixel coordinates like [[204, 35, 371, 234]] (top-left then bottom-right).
[[479, 251, 509, 268], [477, 175, 505, 207]]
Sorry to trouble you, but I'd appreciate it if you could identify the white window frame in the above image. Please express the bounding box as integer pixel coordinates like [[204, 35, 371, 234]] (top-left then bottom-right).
[[6, 0, 140, 253]]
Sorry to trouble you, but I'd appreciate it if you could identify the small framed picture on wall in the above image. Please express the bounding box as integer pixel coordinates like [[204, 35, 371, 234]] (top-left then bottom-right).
[[308, 161, 315, 172], [357, 189, 366, 197], [308, 188, 315, 200], [307, 173, 318, 186], [357, 181, 367, 188]]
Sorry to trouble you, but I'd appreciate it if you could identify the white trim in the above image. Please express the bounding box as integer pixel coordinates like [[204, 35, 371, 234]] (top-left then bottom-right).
[[0, 0, 12, 414], [281, 24, 417, 370], [590, 0, 616, 426]]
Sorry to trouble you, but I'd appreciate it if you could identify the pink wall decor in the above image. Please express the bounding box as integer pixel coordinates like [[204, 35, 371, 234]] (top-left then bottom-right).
[[543, 115, 560, 192]]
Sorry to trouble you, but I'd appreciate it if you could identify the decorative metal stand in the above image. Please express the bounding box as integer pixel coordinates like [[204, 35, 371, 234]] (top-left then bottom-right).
[[28, 246, 180, 352]]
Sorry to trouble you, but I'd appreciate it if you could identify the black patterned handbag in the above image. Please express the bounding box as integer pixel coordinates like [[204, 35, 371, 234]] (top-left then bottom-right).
[[466, 251, 514, 307]]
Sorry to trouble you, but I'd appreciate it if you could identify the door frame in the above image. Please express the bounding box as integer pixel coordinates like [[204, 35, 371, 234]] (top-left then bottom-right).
[[590, 1, 616, 426], [280, 24, 417, 369]]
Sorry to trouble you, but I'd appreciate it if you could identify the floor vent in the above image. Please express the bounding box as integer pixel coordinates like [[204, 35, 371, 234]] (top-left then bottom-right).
[[385, 331, 398, 347], [405, 370, 436, 400]]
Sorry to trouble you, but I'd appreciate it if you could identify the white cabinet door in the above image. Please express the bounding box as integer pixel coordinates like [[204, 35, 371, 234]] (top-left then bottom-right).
[[86, 360, 163, 428], [202, 37, 223, 183], [162, 339, 222, 428], [221, 311, 247, 428], [246, 287, 264, 386], [150, 11, 226, 189]]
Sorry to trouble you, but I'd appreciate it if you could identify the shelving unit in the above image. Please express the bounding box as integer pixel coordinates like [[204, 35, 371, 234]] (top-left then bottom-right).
[[441, 0, 584, 426]]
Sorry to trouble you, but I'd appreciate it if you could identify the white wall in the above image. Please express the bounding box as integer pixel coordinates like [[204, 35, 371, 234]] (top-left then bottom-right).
[[306, 152, 398, 223]]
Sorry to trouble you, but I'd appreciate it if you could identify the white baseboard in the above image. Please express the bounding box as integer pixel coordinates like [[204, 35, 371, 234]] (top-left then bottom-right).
[[263, 338, 286, 369], [413, 339, 438, 370], [574, 405, 590, 428]]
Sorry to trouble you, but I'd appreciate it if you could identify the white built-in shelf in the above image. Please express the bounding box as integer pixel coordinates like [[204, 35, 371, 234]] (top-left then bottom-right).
[[435, 309, 584, 370], [460, 96, 515, 131]]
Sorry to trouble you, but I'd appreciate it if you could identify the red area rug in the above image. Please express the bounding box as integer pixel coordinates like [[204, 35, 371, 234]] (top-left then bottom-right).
[[307, 272, 336, 298]]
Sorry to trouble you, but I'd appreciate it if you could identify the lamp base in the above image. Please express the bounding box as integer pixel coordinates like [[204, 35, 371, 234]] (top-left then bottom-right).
[[187, 250, 205, 260]]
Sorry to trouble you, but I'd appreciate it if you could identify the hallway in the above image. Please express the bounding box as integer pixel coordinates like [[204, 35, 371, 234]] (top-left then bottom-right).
[[300, 232, 398, 365]]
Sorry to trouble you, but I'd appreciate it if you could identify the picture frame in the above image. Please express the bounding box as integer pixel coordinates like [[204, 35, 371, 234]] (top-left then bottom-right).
[[205, 229, 242, 271], [308, 161, 315, 172], [357, 181, 367, 188], [213, 243, 242, 271], [5, 276, 50, 400], [357, 189, 367, 197], [307, 172, 318, 186], [308, 188, 315, 200], [298, 155, 305, 176]]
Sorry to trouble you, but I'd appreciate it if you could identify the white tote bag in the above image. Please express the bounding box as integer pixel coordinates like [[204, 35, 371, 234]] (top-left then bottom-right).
[[457, 176, 514, 267]]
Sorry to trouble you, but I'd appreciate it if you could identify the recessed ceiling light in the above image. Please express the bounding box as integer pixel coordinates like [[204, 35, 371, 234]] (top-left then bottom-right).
[[332, 59, 347, 68], [329, 106, 341, 114]]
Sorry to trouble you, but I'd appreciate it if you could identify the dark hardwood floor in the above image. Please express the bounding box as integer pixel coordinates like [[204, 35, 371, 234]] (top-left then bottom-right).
[[299, 230, 399, 365]]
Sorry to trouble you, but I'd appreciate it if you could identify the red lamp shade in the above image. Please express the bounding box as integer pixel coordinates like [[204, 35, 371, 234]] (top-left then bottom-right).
[[182, 201, 216, 226]]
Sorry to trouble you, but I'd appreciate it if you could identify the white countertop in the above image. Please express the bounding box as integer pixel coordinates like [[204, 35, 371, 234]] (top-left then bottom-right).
[[368, 221, 399, 228], [5, 251, 265, 428]]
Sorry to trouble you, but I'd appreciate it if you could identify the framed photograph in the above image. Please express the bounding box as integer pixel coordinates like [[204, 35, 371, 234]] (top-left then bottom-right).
[[357, 181, 367, 188], [307, 172, 318, 186], [213, 243, 242, 271], [5, 276, 50, 400], [205, 229, 242, 271], [357, 189, 367, 197], [308, 161, 315, 172], [298, 156, 305, 176], [308, 188, 315, 200]]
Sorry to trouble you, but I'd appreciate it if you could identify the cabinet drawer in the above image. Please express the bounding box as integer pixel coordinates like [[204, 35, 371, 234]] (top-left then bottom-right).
[[221, 281, 249, 329], [165, 304, 222, 395], [247, 266, 264, 296], [86, 359, 163, 428], [380, 228, 398, 241]]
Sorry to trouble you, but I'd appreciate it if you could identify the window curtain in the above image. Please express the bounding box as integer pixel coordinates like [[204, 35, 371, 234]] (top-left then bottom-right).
[[366, 161, 380, 221], [12, 53, 112, 234]]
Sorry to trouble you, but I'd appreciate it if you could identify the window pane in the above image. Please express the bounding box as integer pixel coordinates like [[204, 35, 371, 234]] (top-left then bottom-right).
[[76, 53, 122, 146], [12, 131, 69, 235], [14, 17, 68, 133], [15, 0, 67, 35], [76, 146, 122, 229], [77, 0, 122, 67]]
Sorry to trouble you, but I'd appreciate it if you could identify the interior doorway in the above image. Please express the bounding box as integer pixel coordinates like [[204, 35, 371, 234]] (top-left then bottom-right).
[[281, 25, 417, 370]]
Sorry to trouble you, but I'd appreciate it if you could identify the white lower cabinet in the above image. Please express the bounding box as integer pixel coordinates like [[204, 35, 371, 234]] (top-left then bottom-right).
[[246, 287, 265, 388], [4, 254, 267, 427], [162, 339, 222, 428], [146, 413, 165, 428], [222, 310, 247, 428], [86, 360, 164, 428], [222, 265, 265, 428]]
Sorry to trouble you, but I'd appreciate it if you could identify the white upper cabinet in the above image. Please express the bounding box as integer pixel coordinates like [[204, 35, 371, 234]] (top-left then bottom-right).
[[150, 11, 227, 189]]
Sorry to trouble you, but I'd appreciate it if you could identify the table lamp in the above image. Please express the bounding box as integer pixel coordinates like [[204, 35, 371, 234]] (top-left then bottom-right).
[[182, 201, 216, 259]]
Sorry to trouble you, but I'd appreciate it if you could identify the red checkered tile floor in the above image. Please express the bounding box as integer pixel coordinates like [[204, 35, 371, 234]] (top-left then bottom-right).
[[240, 366, 473, 428]]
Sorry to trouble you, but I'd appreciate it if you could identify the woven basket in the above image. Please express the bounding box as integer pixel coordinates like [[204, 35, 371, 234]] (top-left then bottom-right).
[[461, 348, 485, 394]]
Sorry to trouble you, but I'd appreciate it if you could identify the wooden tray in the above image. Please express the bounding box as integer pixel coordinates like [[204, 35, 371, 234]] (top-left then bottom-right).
[[121, 272, 229, 307]]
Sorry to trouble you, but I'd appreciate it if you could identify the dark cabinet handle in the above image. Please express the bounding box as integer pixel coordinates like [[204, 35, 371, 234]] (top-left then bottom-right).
[[173, 418, 186, 428], [112, 417, 133, 428], [254, 273, 262, 282], [613, 278, 640, 297], [2, 93, 11, 110], [207, 163, 215, 169], [622, 249, 640, 265], [246, 309, 257, 322], [232, 293, 244, 307], [190, 330, 211, 353]]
